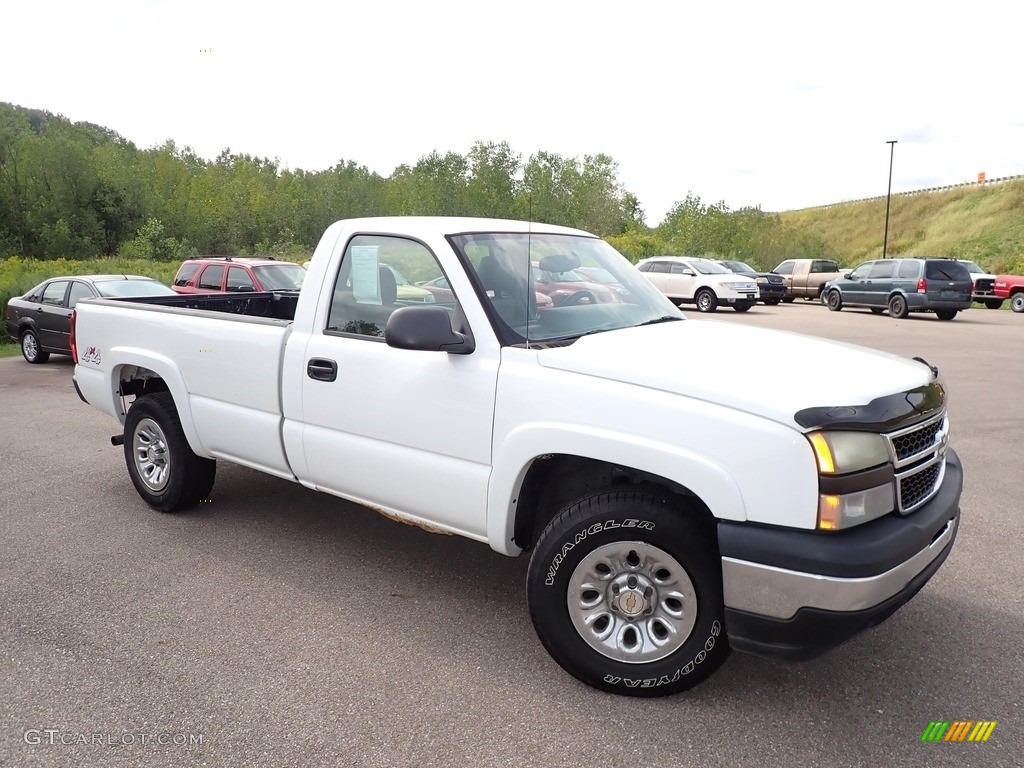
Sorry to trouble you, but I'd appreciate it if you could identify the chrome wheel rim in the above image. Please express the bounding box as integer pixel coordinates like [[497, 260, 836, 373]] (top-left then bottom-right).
[[697, 293, 711, 311], [567, 541, 697, 664], [133, 417, 170, 492], [22, 333, 38, 360]]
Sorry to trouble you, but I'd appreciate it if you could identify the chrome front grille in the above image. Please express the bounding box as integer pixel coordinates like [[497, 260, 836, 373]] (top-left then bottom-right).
[[884, 410, 948, 513], [975, 277, 994, 292]]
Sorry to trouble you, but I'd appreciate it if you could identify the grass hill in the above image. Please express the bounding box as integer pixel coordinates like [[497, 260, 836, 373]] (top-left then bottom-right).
[[778, 178, 1024, 273]]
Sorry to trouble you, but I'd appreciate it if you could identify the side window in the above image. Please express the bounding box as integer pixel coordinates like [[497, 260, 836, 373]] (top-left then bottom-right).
[[174, 263, 200, 287], [198, 265, 225, 290], [68, 281, 94, 308], [226, 267, 255, 292], [670, 262, 691, 274], [812, 260, 839, 273], [868, 261, 895, 279], [897, 260, 919, 279], [849, 263, 873, 280], [41, 281, 70, 306], [636, 262, 652, 272], [327, 235, 448, 339], [649, 261, 671, 274], [773, 261, 794, 275]]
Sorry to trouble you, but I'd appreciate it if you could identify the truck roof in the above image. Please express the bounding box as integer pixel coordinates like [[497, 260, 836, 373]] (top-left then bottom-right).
[[325, 216, 595, 238]]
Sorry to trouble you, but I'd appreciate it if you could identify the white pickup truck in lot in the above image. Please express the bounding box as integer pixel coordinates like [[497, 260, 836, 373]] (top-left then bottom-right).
[[71, 217, 962, 697]]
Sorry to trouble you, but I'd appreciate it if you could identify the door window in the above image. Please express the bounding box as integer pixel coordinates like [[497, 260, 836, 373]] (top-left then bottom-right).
[[327, 235, 448, 338], [226, 267, 255, 292], [868, 261, 896, 279], [68, 281, 95, 308], [848, 263, 872, 280], [670, 263, 692, 274], [772, 261, 794, 275], [41, 281, 70, 306], [198, 265, 225, 290]]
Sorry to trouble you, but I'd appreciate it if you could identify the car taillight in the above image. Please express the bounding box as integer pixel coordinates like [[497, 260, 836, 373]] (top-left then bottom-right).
[[916, 278, 927, 294], [69, 310, 78, 363]]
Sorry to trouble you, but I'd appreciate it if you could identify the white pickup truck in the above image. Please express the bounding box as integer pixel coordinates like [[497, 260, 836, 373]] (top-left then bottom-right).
[[71, 216, 962, 697]]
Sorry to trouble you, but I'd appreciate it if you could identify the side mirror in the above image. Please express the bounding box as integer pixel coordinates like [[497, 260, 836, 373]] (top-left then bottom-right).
[[844, 272, 852, 279], [681, 268, 696, 276], [385, 306, 475, 355]]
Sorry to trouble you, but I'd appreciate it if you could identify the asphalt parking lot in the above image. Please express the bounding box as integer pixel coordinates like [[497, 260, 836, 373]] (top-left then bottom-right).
[[1, 302, 1021, 768]]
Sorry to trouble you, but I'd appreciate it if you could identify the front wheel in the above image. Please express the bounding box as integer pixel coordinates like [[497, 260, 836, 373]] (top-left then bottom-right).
[[695, 288, 718, 313], [888, 294, 909, 319], [984, 299, 1003, 310], [826, 290, 843, 312], [527, 489, 730, 697], [21, 329, 49, 364], [763, 298, 781, 306], [732, 302, 753, 312], [1012, 294, 1024, 313], [935, 310, 958, 321], [123, 392, 216, 512]]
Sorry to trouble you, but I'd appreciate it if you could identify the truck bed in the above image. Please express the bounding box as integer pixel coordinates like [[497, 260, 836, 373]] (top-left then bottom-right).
[[116, 290, 300, 321]]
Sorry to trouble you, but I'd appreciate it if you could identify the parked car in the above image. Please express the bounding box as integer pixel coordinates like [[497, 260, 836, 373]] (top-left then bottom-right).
[[993, 274, 1024, 312], [172, 257, 306, 294], [947, 259, 1001, 308], [4, 275, 176, 363], [531, 262, 620, 306], [823, 258, 973, 320], [417, 275, 552, 309], [636, 256, 759, 312], [771, 259, 844, 301], [715, 260, 787, 305]]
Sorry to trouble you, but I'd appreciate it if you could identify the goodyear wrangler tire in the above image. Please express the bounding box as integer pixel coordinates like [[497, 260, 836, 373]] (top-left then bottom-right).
[[527, 489, 729, 697], [124, 392, 216, 512]]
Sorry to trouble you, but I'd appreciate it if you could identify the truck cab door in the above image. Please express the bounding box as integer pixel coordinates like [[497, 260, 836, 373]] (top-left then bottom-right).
[[286, 234, 499, 539]]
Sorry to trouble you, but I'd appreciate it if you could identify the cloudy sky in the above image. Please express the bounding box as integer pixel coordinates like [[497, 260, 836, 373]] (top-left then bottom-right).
[[4, 0, 1021, 224]]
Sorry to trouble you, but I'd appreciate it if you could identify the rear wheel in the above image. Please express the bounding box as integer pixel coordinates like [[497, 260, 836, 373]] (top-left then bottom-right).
[[695, 289, 718, 313], [888, 294, 909, 319], [763, 299, 781, 306], [124, 392, 216, 512], [826, 290, 843, 312], [20, 329, 49, 364], [984, 299, 1003, 310], [781, 297, 795, 304], [527, 489, 729, 697], [935, 310, 958, 321], [1012, 294, 1024, 313], [870, 308, 885, 315], [732, 302, 753, 312]]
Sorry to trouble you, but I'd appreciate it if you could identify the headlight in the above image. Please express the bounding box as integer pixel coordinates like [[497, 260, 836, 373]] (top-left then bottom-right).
[[807, 431, 889, 474]]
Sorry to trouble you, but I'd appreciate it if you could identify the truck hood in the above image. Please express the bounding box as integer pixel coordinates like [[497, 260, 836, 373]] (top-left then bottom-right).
[[536, 320, 935, 429]]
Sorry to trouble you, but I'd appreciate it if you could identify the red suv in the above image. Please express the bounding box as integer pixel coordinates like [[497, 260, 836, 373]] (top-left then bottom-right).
[[172, 257, 306, 294]]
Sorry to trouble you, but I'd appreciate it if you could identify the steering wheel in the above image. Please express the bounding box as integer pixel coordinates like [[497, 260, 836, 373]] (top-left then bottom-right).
[[556, 290, 597, 307]]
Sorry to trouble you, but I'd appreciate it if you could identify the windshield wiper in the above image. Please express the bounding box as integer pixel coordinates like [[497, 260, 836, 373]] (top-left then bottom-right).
[[636, 315, 683, 326]]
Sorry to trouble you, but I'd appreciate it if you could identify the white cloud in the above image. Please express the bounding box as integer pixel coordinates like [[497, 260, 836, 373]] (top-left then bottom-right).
[[3, 0, 1022, 223]]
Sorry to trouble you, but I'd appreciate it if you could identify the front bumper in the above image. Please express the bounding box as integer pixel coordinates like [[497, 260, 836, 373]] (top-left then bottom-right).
[[718, 449, 962, 660]]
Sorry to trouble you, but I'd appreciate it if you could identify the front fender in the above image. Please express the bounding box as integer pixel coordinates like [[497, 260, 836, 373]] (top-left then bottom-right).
[[486, 422, 746, 556]]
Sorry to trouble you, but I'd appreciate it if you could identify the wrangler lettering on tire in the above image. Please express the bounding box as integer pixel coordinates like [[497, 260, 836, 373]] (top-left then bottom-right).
[[527, 489, 730, 696]]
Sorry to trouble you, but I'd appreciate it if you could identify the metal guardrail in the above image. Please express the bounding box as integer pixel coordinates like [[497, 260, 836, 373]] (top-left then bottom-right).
[[793, 174, 1024, 212]]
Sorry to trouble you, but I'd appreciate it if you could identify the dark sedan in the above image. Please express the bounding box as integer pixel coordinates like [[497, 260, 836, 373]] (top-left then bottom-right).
[[4, 275, 176, 363], [716, 260, 787, 305]]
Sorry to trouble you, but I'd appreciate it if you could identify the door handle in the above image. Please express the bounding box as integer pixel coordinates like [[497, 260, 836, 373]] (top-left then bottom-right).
[[306, 358, 338, 382]]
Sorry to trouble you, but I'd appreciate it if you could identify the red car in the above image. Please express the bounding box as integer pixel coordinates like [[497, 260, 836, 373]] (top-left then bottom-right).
[[172, 257, 306, 294], [531, 264, 620, 306], [993, 274, 1024, 313]]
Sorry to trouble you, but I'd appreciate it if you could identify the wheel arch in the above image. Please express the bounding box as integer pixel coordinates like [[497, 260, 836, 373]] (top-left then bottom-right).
[[488, 426, 746, 556], [107, 353, 209, 459]]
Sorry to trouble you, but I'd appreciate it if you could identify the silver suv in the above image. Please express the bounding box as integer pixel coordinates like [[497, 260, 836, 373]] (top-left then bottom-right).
[[823, 258, 973, 320]]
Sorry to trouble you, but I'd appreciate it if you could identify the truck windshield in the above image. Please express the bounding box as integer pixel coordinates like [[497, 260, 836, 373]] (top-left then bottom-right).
[[450, 232, 681, 344]]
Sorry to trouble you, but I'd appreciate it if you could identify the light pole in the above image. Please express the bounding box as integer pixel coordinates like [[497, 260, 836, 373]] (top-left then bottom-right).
[[883, 140, 897, 258]]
